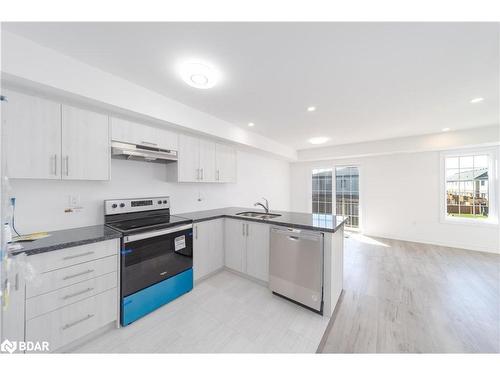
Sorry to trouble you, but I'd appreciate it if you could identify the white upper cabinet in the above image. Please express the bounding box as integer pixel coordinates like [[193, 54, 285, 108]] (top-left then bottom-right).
[[62, 105, 110, 180], [3, 90, 62, 179], [110, 117, 178, 151], [215, 143, 237, 183], [173, 134, 236, 183], [199, 139, 216, 182], [177, 134, 201, 182]]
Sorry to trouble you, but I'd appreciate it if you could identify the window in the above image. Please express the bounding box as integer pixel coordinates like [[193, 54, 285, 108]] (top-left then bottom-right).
[[442, 149, 498, 224], [335, 166, 360, 229], [312, 168, 332, 214]]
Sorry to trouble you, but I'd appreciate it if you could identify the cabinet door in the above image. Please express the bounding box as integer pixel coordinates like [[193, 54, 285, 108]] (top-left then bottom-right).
[[209, 219, 225, 273], [198, 139, 216, 182], [193, 222, 209, 281], [178, 134, 200, 182], [3, 90, 61, 179], [215, 143, 237, 183], [62, 105, 110, 180], [224, 219, 246, 273], [246, 222, 270, 282], [156, 128, 178, 151], [1, 259, 26, 351]]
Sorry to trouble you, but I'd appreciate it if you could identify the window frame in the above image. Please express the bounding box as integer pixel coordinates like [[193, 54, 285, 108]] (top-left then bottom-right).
[[440, 147, 498, 226]]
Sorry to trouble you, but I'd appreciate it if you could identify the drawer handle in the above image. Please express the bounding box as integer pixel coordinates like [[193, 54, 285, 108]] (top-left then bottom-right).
[[62, 251, 95, 261], [61, 314, 95, 330], [62, 269, 94, 280], [62, 287, 94, 300]]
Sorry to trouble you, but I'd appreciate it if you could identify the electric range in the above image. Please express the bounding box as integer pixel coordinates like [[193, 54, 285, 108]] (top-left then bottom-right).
[[105, 196, 193, 326]]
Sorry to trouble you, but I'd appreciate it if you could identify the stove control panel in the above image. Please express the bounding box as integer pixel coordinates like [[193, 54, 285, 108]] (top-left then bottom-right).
[[104, 196, 170, 215]]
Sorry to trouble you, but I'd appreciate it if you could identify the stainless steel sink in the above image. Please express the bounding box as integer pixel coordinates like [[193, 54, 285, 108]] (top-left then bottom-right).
[[235, 211, 281, 219]]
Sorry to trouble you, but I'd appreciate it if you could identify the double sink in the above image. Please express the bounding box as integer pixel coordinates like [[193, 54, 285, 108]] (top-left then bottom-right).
[[235, 211, 282, 220]]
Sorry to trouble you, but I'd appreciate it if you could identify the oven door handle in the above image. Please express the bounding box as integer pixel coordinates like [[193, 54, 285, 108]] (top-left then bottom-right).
[[124, 223, 193, 243]]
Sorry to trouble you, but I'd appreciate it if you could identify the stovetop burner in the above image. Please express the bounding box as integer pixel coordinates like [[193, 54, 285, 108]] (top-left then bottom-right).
[[104, 196, 192, 234], [106, 214, 191, 233]]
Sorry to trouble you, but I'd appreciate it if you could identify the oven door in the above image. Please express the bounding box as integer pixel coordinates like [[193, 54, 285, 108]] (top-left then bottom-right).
[[121, 223, 193, 298]]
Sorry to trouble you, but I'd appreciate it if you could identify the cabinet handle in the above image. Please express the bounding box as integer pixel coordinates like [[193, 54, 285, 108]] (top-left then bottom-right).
[[201, 168, 204, 180], [62, 269, 94, 280], [61, 314, 95, 330], [242, 223, 245, 236], [246, 224, 249, 237], [195, 225, 198, 239], [63, 251, 95, 260], [196, 168, 200, 180], [64, 155, 69, 176], [52, 154, 58, 175], [62, 287, 94, 300], [14, 273, 19, 291], [216, 169, 220, 181]]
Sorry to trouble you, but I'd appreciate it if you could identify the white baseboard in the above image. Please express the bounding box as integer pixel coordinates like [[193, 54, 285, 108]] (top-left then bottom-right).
[[361, 231, 500, 255]]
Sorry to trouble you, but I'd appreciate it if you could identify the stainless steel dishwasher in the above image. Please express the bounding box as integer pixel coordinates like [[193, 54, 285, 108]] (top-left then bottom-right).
[[269, 226, 324, 313]]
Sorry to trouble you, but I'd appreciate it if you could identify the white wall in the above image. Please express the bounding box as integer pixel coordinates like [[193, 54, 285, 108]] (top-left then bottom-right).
[[291, 148, 500, 254], [9, 149, 290, 233]]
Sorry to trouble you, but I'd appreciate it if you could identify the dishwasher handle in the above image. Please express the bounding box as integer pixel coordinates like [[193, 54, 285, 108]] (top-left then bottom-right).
[[271, 227, 323, 241]]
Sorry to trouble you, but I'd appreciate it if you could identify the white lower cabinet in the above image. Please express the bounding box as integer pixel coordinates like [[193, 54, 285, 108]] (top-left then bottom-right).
[[25, 288, 117, 351], [23, 239, 120, 352], [193, 219, 224, 281], [224, 219, 270, 282]]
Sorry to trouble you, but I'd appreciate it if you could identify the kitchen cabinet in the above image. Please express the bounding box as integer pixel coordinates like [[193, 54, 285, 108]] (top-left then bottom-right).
[[199, 139, 216, 182], [62, 105, 110, 180], [215, 143, 237, 182], [193, 219, 224, 281], [245, 222, 270, 282], [25, 239, 120, 352], [3, 90, 110, 181], [3, 90, 61, 179], [170, 134, 236, 183], [111, 117, 178, 151], [224, 219, 246, 273], [224, 219, 270, 282], [1, 257, 26, 352]]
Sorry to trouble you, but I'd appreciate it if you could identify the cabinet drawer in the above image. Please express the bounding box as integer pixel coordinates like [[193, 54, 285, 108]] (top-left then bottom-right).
[[27, 239, 119, 273], [26, 288, 117, 352], [26, 255, 117, 298], [26, 272, 118, 320]]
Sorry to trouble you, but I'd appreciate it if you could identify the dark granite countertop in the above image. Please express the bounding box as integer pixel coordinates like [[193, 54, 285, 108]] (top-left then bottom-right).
[[176, 207, 347, 233], [9, 225, 122, 256]]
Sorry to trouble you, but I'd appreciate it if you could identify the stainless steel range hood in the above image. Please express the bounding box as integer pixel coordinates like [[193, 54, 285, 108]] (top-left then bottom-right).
[[111, 141, 178, 163]]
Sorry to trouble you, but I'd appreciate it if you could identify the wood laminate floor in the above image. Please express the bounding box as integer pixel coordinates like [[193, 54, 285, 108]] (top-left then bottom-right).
[[319, 234, 500, 353]]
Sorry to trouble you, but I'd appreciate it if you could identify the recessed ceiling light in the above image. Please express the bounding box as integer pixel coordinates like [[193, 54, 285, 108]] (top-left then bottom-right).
[[178, 60, 220, 89], [248, 122, 255, 127], [307, 106, 316, 112], [308, 137, 329, 145], [442, 128, 451, 132], [470, 97, 484, 104]]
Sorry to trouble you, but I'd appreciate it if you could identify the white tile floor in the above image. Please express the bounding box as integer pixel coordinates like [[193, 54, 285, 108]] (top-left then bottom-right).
[[72, 270, 331, 353]]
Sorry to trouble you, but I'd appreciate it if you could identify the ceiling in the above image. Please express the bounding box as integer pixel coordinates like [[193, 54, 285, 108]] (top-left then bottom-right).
[[2, 22, 499, 150]]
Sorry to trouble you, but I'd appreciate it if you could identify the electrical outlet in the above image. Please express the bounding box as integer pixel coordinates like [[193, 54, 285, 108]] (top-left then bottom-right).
[[66, 195, 83, 213]]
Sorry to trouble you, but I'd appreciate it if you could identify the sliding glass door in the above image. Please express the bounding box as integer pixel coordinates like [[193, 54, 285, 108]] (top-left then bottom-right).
[[335, 166, 360, 229]]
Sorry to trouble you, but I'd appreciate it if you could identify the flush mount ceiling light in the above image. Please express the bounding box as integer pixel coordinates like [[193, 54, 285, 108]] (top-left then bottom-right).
[[307, 106, 316, 112], [248, 122, 255, 127], [308, 137, 329, 145], [442, 128, 451, 132], [470, 97, 484, 104], [178, 60, 220, 89]]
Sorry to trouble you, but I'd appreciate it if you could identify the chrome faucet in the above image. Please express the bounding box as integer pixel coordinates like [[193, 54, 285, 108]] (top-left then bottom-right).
[[254, 197, 269, 213]]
